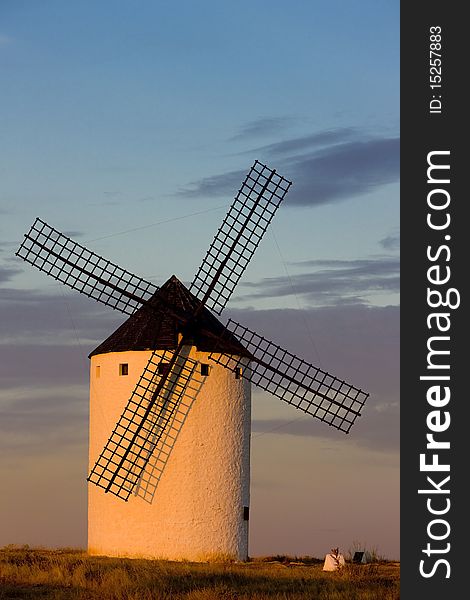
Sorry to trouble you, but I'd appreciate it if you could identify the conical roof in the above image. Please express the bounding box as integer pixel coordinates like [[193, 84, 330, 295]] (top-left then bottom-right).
[[89, 275, 249, 358]]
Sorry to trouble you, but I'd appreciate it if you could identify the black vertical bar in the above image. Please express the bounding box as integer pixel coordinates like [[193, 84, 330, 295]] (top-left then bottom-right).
[[401, 3, 465, 597]]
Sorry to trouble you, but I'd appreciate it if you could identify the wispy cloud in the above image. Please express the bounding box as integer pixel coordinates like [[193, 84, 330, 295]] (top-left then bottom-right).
[[380, 232, 400, 251], [231, 116, 295, 140], [252, 398, 399, 452], [246, 127, 358, 155], [177, 168, 246, 199], [0, 34, 12, 46], [0, 240, 19, 252], [0, 265, 22, 283], [283, 137, 399, 206], [63, 230, 85, 239], [177, 127, 399, 207], [0, 287, 122, 346], [0, 387, 87, 458], [237, 256, 400, 306]]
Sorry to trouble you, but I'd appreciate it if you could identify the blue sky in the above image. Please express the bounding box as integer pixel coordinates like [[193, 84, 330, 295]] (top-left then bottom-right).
[[0, 1, 399, 559]]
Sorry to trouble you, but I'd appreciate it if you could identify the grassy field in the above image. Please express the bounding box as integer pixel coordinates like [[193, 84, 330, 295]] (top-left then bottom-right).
[[0, 546, 399, 600]]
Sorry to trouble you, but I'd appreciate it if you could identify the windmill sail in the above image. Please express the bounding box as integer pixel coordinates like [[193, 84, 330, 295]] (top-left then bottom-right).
[[16, 218, 158, 315], [208, 319, 368, 434], [190, 161, 291, 314], [88, 347, 198, 500]]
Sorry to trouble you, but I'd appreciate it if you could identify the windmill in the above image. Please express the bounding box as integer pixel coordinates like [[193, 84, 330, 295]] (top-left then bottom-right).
[[16, 160, 369, 561]]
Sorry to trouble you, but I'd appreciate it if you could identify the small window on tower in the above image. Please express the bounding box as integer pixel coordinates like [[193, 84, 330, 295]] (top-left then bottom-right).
[[119, 363, 129, 376], [243, 506, 250, 521], [96, 366, 101, 378], [158, 362, 171, 376], [234, 367, 243, 379], [200, 363, 210, 377]]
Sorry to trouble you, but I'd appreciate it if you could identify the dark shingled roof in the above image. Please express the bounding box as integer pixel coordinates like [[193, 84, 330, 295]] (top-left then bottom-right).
[[89, 275, 249, 358]]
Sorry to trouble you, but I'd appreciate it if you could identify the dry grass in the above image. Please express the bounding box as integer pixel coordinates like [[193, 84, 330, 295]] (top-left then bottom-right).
[[0, 546, 400, 599]]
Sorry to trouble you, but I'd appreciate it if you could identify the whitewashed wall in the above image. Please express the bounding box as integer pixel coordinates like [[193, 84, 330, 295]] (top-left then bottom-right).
[[88, 348, 251, 561]]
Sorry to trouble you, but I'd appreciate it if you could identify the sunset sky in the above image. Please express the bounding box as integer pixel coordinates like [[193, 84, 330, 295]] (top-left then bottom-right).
[[0, 1, 399, 559]]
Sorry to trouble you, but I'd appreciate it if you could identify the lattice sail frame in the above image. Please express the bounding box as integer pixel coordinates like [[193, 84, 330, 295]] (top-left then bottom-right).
[[16, 218, 158, 315], [88, 348, 198, 501], [133, 371, 205, 504], [190, 161, 291, 314], [209, 320, 369, 434]]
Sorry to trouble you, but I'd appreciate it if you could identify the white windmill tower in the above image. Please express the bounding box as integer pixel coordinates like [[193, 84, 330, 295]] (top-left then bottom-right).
[[88, 275, 252, 560], [16, 161, 369, 562]]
